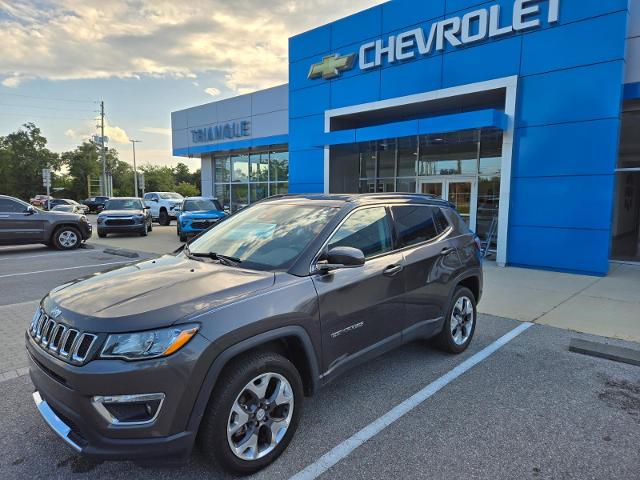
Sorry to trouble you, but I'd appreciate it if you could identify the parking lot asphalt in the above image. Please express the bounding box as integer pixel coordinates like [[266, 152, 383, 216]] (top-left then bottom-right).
[[0, 245, 639, 479]]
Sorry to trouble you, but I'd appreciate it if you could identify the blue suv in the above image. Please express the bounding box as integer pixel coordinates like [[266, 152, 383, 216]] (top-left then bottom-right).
[[177, 197, 227, 242]]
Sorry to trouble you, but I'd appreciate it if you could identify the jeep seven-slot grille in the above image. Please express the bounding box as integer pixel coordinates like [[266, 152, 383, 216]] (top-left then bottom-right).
[[29, 308, 98, 365]]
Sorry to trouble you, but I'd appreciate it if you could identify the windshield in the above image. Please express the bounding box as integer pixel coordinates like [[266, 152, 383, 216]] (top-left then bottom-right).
[[188, 203, 337, 271], [183, 199, 222, 212], [104, 199, 143, 210], [159, 193, 183, 200]]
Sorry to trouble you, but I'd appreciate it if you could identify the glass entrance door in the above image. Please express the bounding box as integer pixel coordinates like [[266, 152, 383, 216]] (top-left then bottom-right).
[[419, 177, 478, 230]]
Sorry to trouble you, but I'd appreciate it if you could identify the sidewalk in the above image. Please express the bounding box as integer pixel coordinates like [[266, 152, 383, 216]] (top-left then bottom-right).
[[480, 261, 640, 343]]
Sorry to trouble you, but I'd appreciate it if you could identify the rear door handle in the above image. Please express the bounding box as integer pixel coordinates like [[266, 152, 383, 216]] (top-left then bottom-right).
[[440, 247, 455, 256], [383, 265, 404, 277]]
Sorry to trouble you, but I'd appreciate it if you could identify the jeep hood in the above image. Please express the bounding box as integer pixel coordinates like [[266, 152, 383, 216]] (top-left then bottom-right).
[[45, 254, 275, 332]]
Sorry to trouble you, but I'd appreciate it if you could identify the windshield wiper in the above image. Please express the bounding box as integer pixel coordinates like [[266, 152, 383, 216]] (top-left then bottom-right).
[[187, 249, 242, 266]]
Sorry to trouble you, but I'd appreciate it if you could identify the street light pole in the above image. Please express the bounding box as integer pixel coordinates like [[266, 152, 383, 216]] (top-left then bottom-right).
[[130, 139, 141, 197]]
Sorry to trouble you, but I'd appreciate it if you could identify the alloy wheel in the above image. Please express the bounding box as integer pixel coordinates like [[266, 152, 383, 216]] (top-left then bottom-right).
[[58, 230, 78, 248], [227, 372, 294, 461], [450, 296, 474, 346]]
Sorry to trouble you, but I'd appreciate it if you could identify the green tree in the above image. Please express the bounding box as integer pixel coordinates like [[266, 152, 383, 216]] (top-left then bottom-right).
[[61, 141, 101, 200], [139, 164, 176, 192], [0, 123, 61, 201], [175, 181, 199, 197], [173, 162, 192, 184]]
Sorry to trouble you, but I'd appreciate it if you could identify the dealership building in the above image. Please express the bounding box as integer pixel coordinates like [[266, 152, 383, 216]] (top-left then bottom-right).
[[172, 0, 640, 276]]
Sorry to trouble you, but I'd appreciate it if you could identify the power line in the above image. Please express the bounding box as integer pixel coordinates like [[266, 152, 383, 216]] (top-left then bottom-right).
[[0, 91, 94, 104], [0, 102, 96, 113], [0, 111, 96, 121]]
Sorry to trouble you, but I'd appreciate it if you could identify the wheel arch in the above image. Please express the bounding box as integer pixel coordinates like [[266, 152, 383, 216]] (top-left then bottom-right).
[[49, 222, 82, 242], [186, 326, 320, 434], [457, 275, 481, 303]]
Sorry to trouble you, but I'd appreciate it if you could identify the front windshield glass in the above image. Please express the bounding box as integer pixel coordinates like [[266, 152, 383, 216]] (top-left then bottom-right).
[[104, 199, 143, 210], [159, 193, 183, 200], [188, 203, 338, 271], [183, 199, 222, 212]]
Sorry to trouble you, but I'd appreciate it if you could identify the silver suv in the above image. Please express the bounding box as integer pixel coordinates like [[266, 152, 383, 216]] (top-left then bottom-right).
[[0, 195, 92, 249]]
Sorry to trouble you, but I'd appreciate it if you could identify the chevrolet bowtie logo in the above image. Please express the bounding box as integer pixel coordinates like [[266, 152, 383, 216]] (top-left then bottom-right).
[[308, 53, 356, 80]]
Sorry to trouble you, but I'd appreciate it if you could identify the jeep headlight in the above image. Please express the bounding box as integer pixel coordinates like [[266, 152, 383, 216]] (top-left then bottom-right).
[[100, 325, 199, 361]]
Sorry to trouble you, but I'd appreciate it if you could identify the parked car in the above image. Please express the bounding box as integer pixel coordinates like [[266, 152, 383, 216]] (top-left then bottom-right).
[[26, 194, 481, 474], [30, 194, 53, 208], [52, 204, 87, 215], [46, 198, 89, 214], [176, 197, 227, 242], [81, 196, 110, 213], [144, 192, 184, 226], [96, 197, 152, 238], [0, 194, 92, 249]]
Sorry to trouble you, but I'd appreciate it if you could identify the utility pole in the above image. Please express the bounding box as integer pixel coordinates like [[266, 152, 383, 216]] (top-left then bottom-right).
[[130, 139, 141, 197], [99, 101, 107, 196]]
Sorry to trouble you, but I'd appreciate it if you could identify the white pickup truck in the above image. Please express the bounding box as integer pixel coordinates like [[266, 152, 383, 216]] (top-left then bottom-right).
[[143, 192, 184, 225]]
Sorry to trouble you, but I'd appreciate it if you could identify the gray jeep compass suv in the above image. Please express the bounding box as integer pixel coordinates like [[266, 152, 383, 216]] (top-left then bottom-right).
[[26, 194, 482, 474]]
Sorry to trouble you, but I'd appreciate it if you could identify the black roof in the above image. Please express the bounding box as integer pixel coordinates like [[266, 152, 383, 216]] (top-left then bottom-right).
[[261, 193, 454, 208]]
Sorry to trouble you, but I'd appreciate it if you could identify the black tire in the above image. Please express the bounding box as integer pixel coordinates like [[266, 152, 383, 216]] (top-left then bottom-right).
[[434, 286, 477, 354], [148, 221, 153, 232], [180, 233, 188, 242], [52, 226, 82, 250], [140, 222, 148, 237], [198, 351, 304, 475], [97, 231, 107, 238], [159, 209, 170, 226]]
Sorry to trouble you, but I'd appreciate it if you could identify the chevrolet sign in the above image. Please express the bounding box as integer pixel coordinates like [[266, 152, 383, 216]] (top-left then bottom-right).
[[308, 0, 559, 80]]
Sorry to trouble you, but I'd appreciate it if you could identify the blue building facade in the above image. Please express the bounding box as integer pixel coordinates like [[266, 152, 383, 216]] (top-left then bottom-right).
[[173, 0, 640, 276]]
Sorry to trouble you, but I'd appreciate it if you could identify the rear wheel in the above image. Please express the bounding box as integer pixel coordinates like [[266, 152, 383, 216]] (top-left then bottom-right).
[[434, 286, 476, 354], [198, 351, 303, 475], [53, 226, 81, 250], [97, 231, 107, 238]]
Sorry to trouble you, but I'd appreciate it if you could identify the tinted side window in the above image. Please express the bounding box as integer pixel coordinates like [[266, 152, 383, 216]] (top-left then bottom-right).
[[392, 206, 438, 248], [433, 208, 451, 233], [328, 207, 392, 259], [0, 199, 25, 213]]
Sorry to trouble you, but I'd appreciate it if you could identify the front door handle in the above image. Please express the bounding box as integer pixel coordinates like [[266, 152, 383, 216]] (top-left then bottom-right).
[[440, 247, 455, 256], [383, 265, 403, 277]]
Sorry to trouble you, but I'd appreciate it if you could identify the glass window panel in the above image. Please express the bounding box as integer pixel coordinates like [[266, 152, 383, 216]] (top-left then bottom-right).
[[215, 184, 230, 211], [378, 140, 396, 178], [421, 182, 443, 198], [231, 184, 249, 213], [418, 130, 478, 176], [391, 206, 438, 248], [359, 142, 377, 179], [398, 136, 418, 177], [378, 178, 395, 193], [479, 129, 503, 175], [359, 179, 377, 194], [619, 110, 640, 169], [477, 175, 501, 239], [396, 178, 416, 193], [328, 207, 392, 259], [250, 183, 269, 202], [214, 156, 231, 183], [250, 154, 269, 182], [231, 154, 249, 182], [269, 151, 289, 183], [271, 183, 289, 195]]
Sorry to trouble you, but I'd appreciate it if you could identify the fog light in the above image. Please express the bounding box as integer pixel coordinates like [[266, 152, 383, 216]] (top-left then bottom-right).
[[92, 393, 165, 426]]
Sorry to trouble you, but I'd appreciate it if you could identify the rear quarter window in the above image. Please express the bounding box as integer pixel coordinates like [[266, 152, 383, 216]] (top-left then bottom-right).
[[391, 205, 438, 248], [433, 208, 451, 233]]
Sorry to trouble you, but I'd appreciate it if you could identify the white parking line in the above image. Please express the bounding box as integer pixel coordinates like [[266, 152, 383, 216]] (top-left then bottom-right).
[[288, 322, 534, 480], [0, 251, 93, 261], [0, 261, 133, 279]]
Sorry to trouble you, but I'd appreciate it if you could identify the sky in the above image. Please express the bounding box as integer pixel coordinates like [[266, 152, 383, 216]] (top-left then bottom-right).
[[0, 0, 382, 171]]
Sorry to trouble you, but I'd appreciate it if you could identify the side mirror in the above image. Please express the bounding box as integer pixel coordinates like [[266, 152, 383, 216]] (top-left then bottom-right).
[[144, 206, 151, 210], [25, 205, 36, 215], [152, 198, 159, 203], [316, 246, 365, 273]]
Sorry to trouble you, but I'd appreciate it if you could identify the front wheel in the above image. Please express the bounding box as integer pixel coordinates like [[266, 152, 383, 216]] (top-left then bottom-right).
[[140, 222, 148, 237], [159, 209, 170, 226], [434, 286, 477, 354], [53, 226, 81, 250], [198, 351, 303, 475]]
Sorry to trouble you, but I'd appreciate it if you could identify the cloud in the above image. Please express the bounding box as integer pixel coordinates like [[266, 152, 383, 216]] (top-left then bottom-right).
[[140, 127, 172, 136], [0, 0, 382, 94], [64, 118, 129, 145], [204, 87, 221, 97]]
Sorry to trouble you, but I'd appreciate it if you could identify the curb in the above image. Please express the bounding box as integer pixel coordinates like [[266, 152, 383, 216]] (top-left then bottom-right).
[[102, 248, 140, 259], [569, 338, 640, 367]]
